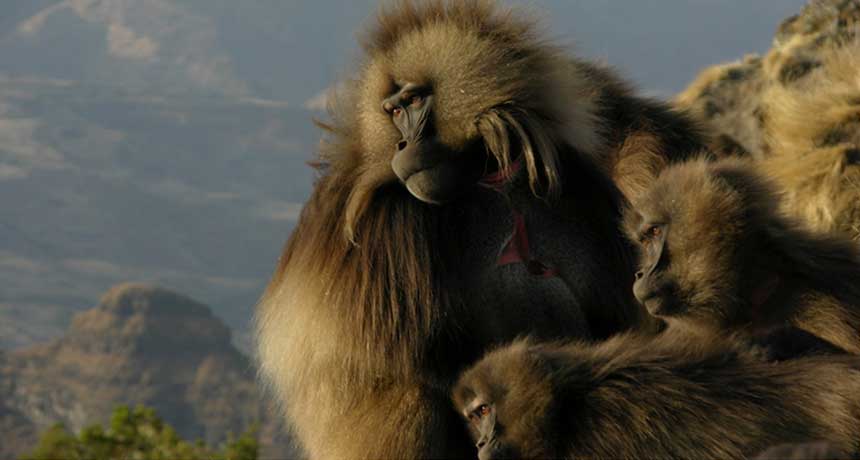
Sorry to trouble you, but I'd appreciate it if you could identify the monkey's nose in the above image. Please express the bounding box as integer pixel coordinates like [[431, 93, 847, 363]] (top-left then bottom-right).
[[635, 270, 644, 280], [397, 140, 408, 151]]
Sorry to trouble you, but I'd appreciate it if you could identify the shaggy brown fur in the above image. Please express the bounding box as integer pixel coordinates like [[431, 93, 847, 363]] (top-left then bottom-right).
[[762, 43, 860, 156], [452, 333, 860, 460], [758, 43, 860, 241], [625, 158, 860, 353], [676, 1, 860, 164], [674, 55, 769, 159], [755, 441, 857, 460], [764, 144, 860, 241], [574, 63, 709, 201], [255, 1, 706, 458]]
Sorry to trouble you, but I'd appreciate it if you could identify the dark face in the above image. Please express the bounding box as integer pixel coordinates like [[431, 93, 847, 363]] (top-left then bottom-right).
[[459, 397, 519, 460], [382, 82, 486, 204], [453, 345, 562, 460], [631, 221, 683, 317], [626, 163, 748, 329]]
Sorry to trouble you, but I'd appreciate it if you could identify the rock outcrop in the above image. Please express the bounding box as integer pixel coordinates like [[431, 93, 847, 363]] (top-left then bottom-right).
[[0, 283, 293, 459]]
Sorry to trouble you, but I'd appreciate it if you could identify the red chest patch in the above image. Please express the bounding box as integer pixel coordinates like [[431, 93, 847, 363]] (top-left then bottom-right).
[[496, 211, 558, 278]]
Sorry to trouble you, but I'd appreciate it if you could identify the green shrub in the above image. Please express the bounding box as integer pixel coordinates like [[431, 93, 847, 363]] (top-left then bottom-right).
[[22, 405, 258, 460]]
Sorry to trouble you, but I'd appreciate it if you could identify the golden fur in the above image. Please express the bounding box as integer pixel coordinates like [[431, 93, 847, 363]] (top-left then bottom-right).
[[345, 0, 605, 217], [764, 144, 860, 240], [758, 41, 860, 240], [256, 1, 706, 457], [257, 3, 610, 457], [674, 56, 767, 159], [453, 332, 860, 460], [627, 158, 860, 353], [762, 42, 860, 156]]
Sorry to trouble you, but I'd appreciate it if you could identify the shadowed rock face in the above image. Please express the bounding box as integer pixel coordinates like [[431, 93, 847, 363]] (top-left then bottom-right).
[[0, 283, 294, 460]]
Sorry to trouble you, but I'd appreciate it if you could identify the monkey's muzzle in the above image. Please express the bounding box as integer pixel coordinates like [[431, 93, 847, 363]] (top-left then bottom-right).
[[391, 138, 483, 204], [633, 279, 681, 317]]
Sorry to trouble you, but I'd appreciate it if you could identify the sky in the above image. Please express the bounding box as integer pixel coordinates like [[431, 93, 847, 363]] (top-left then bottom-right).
[[1, 1, 810, 104], [290, 0, 809, 104], [0, 0, 815, 346]]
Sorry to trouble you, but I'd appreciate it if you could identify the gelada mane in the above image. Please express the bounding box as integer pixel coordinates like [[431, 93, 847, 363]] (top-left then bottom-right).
[[257, 0, 598, 385]]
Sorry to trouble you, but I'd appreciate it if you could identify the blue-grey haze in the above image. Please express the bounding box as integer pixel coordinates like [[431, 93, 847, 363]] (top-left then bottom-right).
[[0, 0, 807, 350]]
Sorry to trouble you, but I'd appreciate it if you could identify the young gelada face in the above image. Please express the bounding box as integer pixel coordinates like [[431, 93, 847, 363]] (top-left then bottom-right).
[[452, 342, 559, 460], [626, 160, 750, 324]]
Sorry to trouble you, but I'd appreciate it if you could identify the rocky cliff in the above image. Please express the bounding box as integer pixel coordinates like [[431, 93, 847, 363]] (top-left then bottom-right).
[[0, 283, 294, 459]]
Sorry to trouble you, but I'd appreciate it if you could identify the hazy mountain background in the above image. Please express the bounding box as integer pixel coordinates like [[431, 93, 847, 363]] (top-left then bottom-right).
[[0, 0, 808, 353], [0, 283, 295, 459], [0, 0, 820, 457]]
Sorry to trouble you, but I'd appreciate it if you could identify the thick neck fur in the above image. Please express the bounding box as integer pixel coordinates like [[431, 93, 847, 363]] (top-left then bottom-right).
[[268, 173, 462, 383], [761, 221, 860, 315], [548, 333, 858, 459], [259, 0, 654, 384], [580, 60, 707, 162], [266, 146, 633, 383]]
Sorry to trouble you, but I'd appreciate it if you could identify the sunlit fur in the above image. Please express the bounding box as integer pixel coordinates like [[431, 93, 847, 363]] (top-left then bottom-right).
[[674, 55, 768, 159], [762, 43, 860, 156], [764, 144, 860, 241], [326, 0, 707, 231], [762, 31, 825, 85], [256, 1, 705, 457], [626, 158, 860, 352], [758, 42, 860, 240], [674, 13, 860, 164], [453, 333, 860, 460], [257, 2, 601, 456], [339, 0, 608, 236]]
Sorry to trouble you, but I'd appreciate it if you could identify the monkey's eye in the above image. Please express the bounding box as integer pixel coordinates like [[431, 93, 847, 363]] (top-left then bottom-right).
[[639, 225, 662, 245], [470, 404, 490, 422], [392, 107, 403, 117]]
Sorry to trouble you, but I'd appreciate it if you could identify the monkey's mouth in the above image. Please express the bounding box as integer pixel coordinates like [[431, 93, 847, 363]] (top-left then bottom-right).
[[392, 139, 488, 204], [402, 161, 469, 204]]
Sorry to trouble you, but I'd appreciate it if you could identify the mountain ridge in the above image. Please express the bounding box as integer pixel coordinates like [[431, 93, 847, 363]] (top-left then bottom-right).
[[0, 282, 295, 459]]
